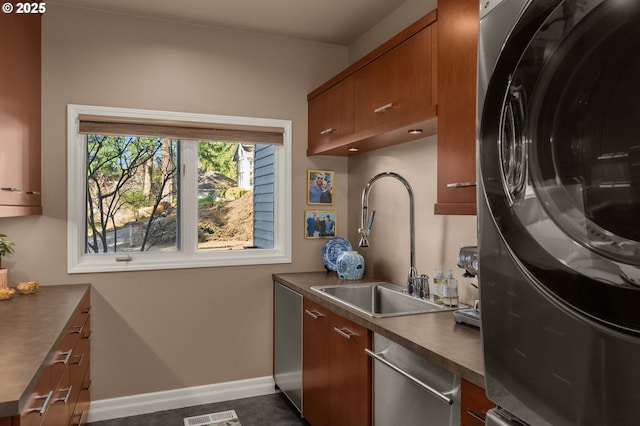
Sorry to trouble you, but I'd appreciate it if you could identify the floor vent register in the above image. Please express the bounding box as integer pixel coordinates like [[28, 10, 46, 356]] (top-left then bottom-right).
[[183, 410, 240, 426]]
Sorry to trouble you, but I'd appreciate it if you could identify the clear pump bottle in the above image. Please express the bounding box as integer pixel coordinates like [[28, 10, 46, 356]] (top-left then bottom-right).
[[433, 267, 446, 304], [443, 269, 459, 307]]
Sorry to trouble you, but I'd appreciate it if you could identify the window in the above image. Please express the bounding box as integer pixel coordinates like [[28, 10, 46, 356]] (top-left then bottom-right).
[[67, 104, 292, 273]]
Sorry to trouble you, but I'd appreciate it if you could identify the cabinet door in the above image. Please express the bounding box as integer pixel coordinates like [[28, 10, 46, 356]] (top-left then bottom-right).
[[435, 0, 479, 215], [355, 26, 434, 135], [329, 316, 371, 426], [461, 379, 495, 426], [0, 13, 41, 213], [308, 76, 355, 155], [302, 299, 330, 426]]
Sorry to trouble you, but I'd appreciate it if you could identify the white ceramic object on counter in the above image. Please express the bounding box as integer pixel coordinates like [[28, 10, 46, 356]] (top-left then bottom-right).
[[336, 250, 365, 280]]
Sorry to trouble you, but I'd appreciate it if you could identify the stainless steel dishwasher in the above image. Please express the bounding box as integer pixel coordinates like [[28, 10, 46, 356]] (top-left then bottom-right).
[[274, 282, 302, 414], [366, 333, 460, 426]]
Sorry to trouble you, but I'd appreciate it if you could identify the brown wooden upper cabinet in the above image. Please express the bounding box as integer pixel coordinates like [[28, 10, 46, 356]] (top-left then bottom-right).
[[434, 0, 479, 215], [307, 10, 438, 156], [0, 13, 42, 217], [307, 4, 479, 215]]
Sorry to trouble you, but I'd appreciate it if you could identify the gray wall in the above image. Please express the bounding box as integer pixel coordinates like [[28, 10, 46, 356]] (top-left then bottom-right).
[[1, 4, 347, 400]]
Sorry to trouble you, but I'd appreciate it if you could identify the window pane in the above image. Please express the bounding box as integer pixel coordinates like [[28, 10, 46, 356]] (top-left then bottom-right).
[[197, 141, 254, 251], [85, 135, 179, 253]]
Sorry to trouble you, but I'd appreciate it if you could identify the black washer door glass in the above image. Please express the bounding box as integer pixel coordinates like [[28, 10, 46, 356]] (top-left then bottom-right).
[[527, 0, 640, 265], [481, 0, 640, 332]]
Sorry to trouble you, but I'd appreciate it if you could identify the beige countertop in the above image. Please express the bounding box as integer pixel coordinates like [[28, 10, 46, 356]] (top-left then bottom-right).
[[273, 272, 485, 388], [0, 284, 90, 418]]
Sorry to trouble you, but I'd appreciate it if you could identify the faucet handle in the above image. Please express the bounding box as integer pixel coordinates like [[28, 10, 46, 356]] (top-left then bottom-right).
[[419, 274, 430, 299], [407, 266, 419, 294]]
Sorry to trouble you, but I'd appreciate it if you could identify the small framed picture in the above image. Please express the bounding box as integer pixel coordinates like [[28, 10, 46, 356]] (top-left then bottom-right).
[[307, 169, 334, 205], [304, 210, 337, 239]]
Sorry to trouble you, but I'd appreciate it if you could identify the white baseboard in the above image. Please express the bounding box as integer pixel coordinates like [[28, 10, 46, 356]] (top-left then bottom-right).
[[86, 376, 277, 423]]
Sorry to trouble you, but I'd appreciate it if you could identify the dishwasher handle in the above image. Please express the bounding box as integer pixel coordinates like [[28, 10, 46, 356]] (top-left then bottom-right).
[[365, 348, 453, 406]]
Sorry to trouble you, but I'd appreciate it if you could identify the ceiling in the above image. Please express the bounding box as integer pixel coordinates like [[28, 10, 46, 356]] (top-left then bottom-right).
[[46, 0, 409, 45]]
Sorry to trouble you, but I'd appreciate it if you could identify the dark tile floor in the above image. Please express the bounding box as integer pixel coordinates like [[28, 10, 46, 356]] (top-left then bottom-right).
[[87, 392, 309, 426]]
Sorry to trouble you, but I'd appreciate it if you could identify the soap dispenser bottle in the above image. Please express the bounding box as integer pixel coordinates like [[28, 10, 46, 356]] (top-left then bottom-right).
[[433, 267, 445, 304], [443, 269, 459, 307]]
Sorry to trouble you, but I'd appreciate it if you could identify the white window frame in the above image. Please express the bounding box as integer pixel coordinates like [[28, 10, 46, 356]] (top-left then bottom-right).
[[67, 104, 292, 273]]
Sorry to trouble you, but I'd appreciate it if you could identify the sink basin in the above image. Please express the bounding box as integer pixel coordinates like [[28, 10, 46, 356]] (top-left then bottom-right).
[[310, 282, 460, 318]]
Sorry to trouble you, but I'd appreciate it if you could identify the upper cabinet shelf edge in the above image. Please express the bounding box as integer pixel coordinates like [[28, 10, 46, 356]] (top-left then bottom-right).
[[307, 10, 438, 156]]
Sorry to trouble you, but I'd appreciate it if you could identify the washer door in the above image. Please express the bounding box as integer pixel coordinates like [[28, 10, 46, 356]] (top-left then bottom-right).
[[480, 0, 640, 333]]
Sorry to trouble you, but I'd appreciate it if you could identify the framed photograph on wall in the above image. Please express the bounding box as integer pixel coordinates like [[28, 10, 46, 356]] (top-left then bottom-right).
[[307, 169, 334, 205], [304, 210, 337, 239]]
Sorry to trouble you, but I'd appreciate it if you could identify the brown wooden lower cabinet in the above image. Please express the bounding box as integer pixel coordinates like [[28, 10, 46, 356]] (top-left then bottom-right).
[[302, 298, 372, 426], [461, 378, 495, 426], [3, 292, 91, 426]]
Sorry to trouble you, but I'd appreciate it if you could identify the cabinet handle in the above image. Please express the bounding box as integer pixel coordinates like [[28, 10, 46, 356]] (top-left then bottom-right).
[[320, 128, 336, 135], [26, 191, 41, 195], [54, 386, 73, 404], [71, 352, 86, 366], [365, 348, 453, 405], [333, 327, 354, 340], [446, 181, 476, 188], [467, 408, 487, 423], [374, 102, 394, 113], [1, 187, 22, 192], [29, 390, 53, 415], [304, 309, 325, 320], [70, 323, 84, 335], [82, 379, 92, 391], [71, 409, 86, 426], [55, 350, 73, 365], [81, 305, 92, 314]]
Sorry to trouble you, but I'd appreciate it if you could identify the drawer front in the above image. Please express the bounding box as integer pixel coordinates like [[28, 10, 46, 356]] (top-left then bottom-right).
[[20, 365, 53, 426], [461, 379, 495, 426], [69, 367, 91, 426]]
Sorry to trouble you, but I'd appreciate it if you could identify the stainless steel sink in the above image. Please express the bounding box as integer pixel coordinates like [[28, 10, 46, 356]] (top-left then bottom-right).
[[310, 282, 460, 318]]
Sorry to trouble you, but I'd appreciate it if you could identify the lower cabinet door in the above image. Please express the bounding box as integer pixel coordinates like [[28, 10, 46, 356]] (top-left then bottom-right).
[[329, 316, 371, 426], [302, 297, 372, 426], [302, 299, 330, 426]]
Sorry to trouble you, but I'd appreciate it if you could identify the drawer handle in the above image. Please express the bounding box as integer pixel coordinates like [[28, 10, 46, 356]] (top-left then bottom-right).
[[70, 324, 84, 335], [26, 191, 41, 195], [374, 102, 394, 114], [365, 349, 453, 405], [467, 408, 487, 423], [29, 390, 53, 415], [304, 309, 325, 320], [71, 409, 86, 426], [446, 181, 477, 188], [82, 305, 91, 314], [1, 187, 22, 192], [333, 327, 354, 340], [82, 379, 92, 391], [54, 386, 73, 404], [55, 350, 73, 365], [320, 128, 336, 135], [71, 352, 86, 366]]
